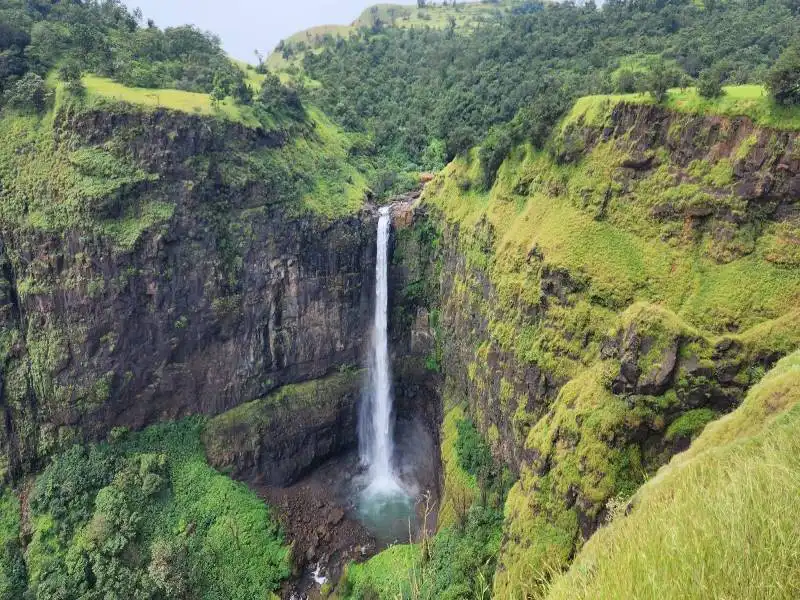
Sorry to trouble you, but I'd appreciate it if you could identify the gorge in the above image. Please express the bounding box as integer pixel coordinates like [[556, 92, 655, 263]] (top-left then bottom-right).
[[0, 1, 798, 599]]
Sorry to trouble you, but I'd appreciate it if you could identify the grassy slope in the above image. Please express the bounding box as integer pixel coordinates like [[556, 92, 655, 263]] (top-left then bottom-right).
[[267, 0, 519, 70], [546, 351, 800, 600], [422, 92, 800, 596], [82, 75, 263, 128], [429, 92, 800, 355], [567, 85, 800, 131]]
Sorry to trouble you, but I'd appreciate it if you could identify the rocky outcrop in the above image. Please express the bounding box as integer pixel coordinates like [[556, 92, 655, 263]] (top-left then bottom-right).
[[202, 371, 364, 486], [0, 107, 380, 480]]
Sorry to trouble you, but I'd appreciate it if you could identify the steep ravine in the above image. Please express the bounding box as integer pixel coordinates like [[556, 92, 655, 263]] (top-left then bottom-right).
[[0, 98, 444, 593], [1, 96, 799, 599], [337, 99, 800, 599]]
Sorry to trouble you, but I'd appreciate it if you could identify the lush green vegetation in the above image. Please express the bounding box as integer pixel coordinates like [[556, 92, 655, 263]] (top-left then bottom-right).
[[5, 419, 289, 599], [339, 407, 511, 600], [421, 86, 800, 597], [545, 351, 800, 600], [576, 85, 800, 130], [80, 75, 262, 127], [0, 0, 307, 134], [268, 1, 520, 71], [299, 0, 799, 192], [0, 0, 247, 99], [0, 488, 25, 600]]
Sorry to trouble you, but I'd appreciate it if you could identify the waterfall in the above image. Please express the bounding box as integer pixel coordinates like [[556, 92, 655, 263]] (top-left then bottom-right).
[[359, 206, 402, 495]]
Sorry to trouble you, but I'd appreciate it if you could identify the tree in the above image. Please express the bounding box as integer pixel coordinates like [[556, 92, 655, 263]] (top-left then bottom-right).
[[3, 73, 49, 112], [767, 45, 800, 106], [58, 60, 85, 97], [231, 80, 252, 105], [211, 72, 229, 107], [647, 61, 672, 103], [148, 538, 191, 599], [697, 68, 724, 98], [615, 69, 637, 93]]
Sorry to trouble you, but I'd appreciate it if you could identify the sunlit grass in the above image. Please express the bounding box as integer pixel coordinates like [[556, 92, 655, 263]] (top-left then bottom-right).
[[545, 351, 800, 600], [570, 85, 800, 131], [82, 75, 261, 127]]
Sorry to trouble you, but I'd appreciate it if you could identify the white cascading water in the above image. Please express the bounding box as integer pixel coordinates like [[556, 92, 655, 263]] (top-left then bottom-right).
[[359, 206, 403, 495]]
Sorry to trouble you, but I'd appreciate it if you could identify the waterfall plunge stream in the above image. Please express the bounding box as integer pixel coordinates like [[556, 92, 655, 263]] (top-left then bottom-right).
[[356, 206, 416, 541]]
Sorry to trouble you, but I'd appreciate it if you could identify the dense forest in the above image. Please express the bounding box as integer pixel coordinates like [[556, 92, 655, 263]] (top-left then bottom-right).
[[0, 0, 305, 126], [0, 0, 245, 93], [301, 0, 800, 191]]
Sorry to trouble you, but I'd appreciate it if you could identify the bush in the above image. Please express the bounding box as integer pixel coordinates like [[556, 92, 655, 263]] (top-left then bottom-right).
[[3, 73, 49, 112], [455, 419, 495, 487], [615, 68, 637, 94], [697, 68, 724, 98], [478, 125, 513, 189], [767, 45, 800, 106], [646, 61, 672, 103]]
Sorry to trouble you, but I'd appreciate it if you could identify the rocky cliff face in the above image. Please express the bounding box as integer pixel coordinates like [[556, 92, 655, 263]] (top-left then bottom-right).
[[0, 106, 380, 480], [418, 100, 800, 596]]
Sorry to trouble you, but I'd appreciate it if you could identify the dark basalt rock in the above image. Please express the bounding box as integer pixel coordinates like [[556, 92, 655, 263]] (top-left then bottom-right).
[[0, 108, 383, 479]]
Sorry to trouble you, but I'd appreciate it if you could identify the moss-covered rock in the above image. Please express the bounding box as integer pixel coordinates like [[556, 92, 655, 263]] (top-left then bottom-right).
[[419, 97, 800, 598], [202, 370, 363, 486]]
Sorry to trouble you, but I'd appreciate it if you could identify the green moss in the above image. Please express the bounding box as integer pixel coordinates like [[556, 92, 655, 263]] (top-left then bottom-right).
[[561, 94, 649, 132], [202, 370, 362, 459], [340, 544, 420, 600], [705, 158, 734, 187], [762, 221, 800, 267], [546, 351, 800, 600], [99, 200, 176, 250], [665, 408, 717, 441], [0, 110, 168, 248], [735, 132, 759, 160], [438, 406, 479, 530]]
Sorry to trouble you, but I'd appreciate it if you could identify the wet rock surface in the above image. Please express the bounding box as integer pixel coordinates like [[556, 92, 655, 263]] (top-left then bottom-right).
[[257, 411, 441, 600], [258, 452, 377, 600]]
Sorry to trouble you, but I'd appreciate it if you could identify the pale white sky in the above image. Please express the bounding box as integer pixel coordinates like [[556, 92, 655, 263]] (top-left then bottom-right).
[[129, 0, 417, 62]]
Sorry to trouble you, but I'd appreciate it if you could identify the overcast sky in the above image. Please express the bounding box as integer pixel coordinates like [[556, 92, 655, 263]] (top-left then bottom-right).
[[129, 0, 416, 63]]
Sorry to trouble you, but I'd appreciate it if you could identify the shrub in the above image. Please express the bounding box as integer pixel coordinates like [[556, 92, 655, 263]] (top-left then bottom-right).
[[697, 69, 724, 98], [615, 68, 637, 94], [767, 45, 800, 106], [478, 125, 513, 189], [646, 61, 673, 103], [3, 73, 49, 112]]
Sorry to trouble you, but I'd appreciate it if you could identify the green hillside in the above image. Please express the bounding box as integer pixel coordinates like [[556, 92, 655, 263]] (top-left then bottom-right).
[[267, 1, 520, 69], [546, 350, 800, 600]]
